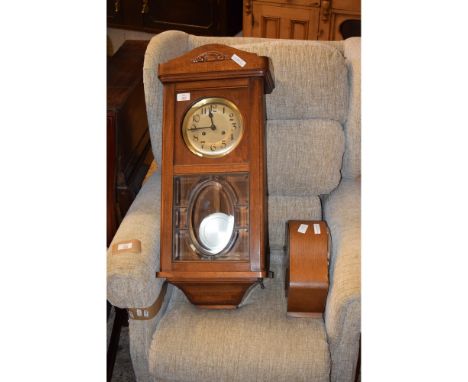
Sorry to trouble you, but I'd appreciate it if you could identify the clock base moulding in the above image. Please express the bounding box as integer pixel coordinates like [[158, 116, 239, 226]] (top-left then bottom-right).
[[157, 273, 266, 308]]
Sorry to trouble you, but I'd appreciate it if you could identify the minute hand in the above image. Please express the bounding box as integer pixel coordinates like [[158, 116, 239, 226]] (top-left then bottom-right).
[[188, 125, 216, 132]]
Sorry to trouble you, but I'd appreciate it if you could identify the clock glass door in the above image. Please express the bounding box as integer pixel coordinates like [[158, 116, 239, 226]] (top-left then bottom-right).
[[173, 173, 249, 261]]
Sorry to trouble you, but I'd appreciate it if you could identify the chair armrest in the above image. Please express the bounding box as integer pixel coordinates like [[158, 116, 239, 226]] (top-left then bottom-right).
[[323, 177, 361, 381], [107, 172, 163, 309], [342, 37, 361, 179]]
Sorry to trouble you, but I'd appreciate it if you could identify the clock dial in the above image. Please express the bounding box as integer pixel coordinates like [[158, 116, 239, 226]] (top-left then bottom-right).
[[182, 97, 243, 158]]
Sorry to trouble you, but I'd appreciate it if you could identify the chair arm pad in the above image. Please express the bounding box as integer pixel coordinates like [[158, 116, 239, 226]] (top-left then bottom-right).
[[107, 172, 163, 309]]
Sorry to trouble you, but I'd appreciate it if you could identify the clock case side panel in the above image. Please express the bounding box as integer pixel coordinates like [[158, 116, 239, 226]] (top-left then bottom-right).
[[247, 77, 269, 273], [160, 84, 176, 273]]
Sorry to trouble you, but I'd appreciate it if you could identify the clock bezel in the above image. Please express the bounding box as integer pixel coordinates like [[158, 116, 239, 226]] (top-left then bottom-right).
[[181, 97, 244, 158]]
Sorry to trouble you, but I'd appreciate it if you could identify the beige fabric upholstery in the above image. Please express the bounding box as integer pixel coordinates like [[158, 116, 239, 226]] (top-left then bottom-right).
[[268, 195, 322, 249], [150, 260, 330, 382], [143, 31, 189, 165], [231, 42, 349, 123], [107, 172, 171, 381], [342, 38, 361, 179], [106, 30, 363, 382], [343, 36, 360, 60], [323, 178, 361, 382], [267, 119, 345, 196], [129, 285, 175, 382], [107, 172, 164, 308], [187, 34, 345, 54]]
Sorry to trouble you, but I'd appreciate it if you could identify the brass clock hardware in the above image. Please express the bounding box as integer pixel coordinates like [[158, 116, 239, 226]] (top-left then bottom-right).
[[156, 44, 275, 309], [191, 51, 228, 63], [114, 0, 120, 13]]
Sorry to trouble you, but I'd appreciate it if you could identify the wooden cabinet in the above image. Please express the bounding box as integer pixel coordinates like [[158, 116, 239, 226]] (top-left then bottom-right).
[[243, 0, 360, 40], [319, 0, 361, 40], [107, 0, 243, 36], [249, 2, 321, 39]]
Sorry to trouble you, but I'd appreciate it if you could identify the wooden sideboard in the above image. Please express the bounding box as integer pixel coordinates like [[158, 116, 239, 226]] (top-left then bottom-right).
[[243, 0, 360, 40], [107, 0, 243, 36]]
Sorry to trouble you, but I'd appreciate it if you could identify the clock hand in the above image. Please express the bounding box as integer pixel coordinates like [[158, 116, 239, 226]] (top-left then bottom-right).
[[208, 109, 217, 130], [188, 125, 215, 132]]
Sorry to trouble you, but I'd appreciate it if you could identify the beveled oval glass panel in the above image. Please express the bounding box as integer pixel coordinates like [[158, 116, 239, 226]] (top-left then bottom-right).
[[188, 179, 237, 257]]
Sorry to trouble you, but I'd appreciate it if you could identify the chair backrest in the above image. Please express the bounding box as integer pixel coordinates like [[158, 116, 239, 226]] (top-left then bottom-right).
[[143, 31, 361, 250]]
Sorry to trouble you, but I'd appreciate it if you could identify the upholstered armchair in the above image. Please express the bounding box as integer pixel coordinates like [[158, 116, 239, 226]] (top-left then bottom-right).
[[107, 31, 360, 382]]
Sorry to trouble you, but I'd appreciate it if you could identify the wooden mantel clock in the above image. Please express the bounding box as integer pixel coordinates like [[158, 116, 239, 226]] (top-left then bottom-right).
[[156, 44, 274, 309]]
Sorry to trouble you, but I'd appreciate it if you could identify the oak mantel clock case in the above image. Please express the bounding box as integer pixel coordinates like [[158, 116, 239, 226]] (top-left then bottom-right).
[[156, 44, 274, 309]]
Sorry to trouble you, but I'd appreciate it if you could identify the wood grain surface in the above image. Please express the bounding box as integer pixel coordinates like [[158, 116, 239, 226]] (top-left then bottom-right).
[[286, 220, 329, 317]]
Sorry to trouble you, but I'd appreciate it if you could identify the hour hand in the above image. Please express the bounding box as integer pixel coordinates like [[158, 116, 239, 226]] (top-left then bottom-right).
[[208, 110, 217, 130]]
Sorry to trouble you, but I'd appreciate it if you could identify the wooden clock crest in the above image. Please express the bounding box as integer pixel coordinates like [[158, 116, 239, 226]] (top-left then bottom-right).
[[156, 44, 274, 309]]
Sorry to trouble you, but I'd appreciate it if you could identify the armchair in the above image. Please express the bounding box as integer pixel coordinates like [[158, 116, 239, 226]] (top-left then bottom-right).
[[107, 31, 360, 382]]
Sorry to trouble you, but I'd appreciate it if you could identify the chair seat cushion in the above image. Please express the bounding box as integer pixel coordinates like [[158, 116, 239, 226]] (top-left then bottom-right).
[[148, 261, 330, 382]]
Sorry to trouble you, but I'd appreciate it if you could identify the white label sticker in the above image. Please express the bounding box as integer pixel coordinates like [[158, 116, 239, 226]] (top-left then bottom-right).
[[143, 310, 149, 318], [136, 309, 142, 317], [117, 242, 133, 251], [177, 92, 191, 101], [313, 224, 321, 235], [231, 54, 246, 67], [298, 224, 308, 234]]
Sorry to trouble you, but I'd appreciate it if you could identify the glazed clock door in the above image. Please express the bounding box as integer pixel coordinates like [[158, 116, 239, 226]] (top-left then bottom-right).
[[173, 173, 250, 262]]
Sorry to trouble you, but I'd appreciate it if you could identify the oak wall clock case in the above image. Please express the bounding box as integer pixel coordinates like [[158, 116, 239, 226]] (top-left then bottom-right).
[[156, 44, 274, 308]]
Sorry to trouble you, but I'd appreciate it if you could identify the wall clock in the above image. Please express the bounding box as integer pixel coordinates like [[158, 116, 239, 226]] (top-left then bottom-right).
[[156, 44, 274, 308]]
